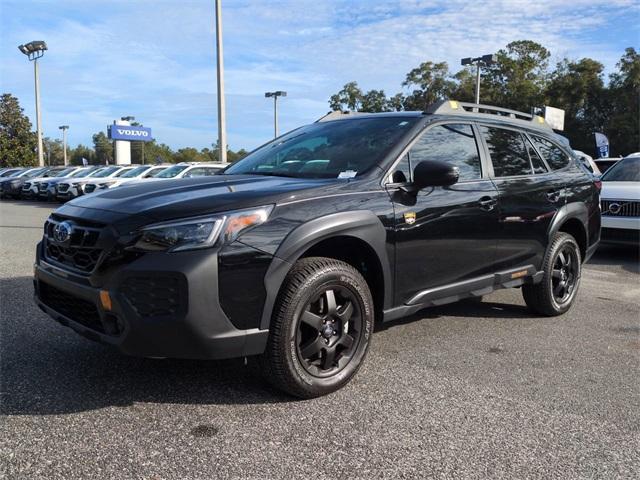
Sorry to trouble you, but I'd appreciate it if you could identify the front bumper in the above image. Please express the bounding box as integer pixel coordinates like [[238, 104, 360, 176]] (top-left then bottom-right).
[[33, 243, 269, 359], [600, 216, 640, 245]]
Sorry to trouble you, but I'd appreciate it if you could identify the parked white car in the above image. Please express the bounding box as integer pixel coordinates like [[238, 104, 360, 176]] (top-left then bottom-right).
[[56, 166, 130, 200], [21, 166, 81, 200], [599, 156, 640, 246], [140, 162, 228, 182], [81, 165, 168, 192]]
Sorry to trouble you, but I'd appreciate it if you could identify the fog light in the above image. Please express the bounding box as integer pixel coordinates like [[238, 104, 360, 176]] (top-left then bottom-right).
[[99, 290, 112, 311]]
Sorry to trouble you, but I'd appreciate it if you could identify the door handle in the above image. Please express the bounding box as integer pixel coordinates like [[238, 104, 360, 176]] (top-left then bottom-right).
[[478, 196, 497, 211], [546, 190, 561, 203]]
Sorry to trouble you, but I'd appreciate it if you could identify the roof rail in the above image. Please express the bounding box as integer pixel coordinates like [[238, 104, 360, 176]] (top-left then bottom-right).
[[425, 100, 552, 130], [315, 110, 368, 122]]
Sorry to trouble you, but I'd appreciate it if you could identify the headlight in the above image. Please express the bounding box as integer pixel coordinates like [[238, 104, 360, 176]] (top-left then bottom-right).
[[72, 181, 86, 187], [133, 205, 273, 252], [100, 181, 116, 188]]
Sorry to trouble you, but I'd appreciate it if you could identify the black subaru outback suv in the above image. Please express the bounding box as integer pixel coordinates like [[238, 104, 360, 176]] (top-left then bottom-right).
[[34, 101, 600, 398]]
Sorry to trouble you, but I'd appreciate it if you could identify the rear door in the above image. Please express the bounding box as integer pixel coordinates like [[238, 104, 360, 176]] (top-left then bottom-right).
[[478, 125, 564, 269]]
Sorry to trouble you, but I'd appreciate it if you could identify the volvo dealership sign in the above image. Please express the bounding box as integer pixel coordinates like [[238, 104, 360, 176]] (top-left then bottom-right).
[[108, 125, 153, 142]]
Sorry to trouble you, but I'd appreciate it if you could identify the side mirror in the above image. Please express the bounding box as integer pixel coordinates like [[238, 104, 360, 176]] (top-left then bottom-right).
[[412, 160, 459, 189]]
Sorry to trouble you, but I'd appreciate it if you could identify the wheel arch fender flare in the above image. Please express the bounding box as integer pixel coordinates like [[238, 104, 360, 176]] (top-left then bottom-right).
[[548, 202, 589, 251], [259, 210, 392, 330]]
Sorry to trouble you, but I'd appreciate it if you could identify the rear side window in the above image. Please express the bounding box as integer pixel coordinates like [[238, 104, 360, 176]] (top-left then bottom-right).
[[531, 136, 570, 170], [525, 138, 548, 174], [409, 123, 482, 181], [480, 126, 531, 177]]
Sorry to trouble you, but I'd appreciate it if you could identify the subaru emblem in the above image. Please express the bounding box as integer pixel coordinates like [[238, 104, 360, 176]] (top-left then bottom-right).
[[53, 221, 73, 244]]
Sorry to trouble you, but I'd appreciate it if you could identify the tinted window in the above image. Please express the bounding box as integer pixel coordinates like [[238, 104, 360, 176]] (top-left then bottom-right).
[[481, 126, 531, 177], [531, 135, 570, 170], [409, 123, 481, 181], [184, 168, 207, 178], [525, 138, 548, 174], [389, 153, 411, 183], [225, 117, 418, 178], [601, 157, 640, 182]]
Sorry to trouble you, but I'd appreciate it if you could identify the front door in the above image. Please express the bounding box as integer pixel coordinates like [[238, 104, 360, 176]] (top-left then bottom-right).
[[388, 123, 501, 305]]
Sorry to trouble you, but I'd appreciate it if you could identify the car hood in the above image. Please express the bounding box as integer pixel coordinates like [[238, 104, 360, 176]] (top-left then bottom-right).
[[601, 182, 639, 201], [57, 174, 338, 224]]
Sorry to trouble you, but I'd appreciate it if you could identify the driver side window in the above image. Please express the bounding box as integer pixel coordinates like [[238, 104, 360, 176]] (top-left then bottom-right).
[[409, 123, 482, 182]]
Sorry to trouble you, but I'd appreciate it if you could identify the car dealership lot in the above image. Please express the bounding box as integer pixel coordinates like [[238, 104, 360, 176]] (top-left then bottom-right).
[[1, 200, 638, 479]]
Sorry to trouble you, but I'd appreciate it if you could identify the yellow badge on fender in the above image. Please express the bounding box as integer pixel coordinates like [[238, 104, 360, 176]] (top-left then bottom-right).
[[404, 212, 416, 225]]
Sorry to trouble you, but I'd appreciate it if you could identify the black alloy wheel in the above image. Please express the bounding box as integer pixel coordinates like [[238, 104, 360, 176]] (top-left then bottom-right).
[[261, 257, 373, 398], [295, 285, 362, 377], [551, 244, 579, 304]]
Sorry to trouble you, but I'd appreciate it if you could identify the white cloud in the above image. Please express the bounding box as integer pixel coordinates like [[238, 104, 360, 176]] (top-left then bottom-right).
[[0, 0, 636, 150]]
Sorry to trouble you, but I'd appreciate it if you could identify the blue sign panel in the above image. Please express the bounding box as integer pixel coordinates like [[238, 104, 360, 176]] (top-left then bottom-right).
[[109, 125, 153, 142]]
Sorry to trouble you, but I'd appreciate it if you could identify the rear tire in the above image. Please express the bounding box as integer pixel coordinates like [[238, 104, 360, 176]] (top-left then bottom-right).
[[260, 257, 374, 398], [523, 232, 581, 316]]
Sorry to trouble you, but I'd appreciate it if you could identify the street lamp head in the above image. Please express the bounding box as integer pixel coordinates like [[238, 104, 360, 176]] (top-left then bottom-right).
[[265, 92, 274, 98], [121, 116, 135, 121], [481, 53, 497, 65], [265, 91, 287, 98], [59, 125, 69, 130], [461, 57, 473, 66], [18, 40, 47, 60]]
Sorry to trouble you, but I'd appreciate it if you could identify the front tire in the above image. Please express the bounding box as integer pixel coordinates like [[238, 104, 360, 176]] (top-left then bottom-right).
[[261, 257, 374, 398], [523, 232, 582, 316]]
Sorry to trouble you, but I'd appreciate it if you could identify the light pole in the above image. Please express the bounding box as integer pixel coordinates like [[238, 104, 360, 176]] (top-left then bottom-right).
[[58, 125, 69, 165], [18, 40, 48, 167], [214, 0, 227, 163], [265, 91, 287, 138], [460, 54, 497, 104]]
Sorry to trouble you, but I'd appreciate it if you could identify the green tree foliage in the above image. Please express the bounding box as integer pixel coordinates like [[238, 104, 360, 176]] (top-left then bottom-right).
[[401, 61, 456, 110], [92, 131, 113, 164], [606, 48, 640, 155], [545, 58, 606, 154], [328, 41, 639, 156], [42, 137, 64, 165], [69, 144, 96, 165], [0, 93, 37, 167], [483, 40, 551, 110]]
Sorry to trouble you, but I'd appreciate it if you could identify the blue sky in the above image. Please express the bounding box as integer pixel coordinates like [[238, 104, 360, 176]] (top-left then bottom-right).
[[1, 0, 638, 151]]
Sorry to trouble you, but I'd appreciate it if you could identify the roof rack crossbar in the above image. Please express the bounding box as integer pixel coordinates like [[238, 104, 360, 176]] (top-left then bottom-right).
[[425, 100, 552, 130]]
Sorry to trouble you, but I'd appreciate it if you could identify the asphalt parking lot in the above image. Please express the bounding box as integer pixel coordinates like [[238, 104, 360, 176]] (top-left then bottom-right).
[[1, 200, 639, 479]]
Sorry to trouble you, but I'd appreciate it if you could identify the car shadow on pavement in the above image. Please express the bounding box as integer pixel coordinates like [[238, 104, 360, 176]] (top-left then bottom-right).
[[588, 245, 639, 274], [0, 277, 295, 417]]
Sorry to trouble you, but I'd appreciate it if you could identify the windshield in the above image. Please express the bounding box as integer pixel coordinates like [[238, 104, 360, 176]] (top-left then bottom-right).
[[148, 167, 168, 177], [601, 157, 640, 182], [7, 170, 23, 177], [69, 168, 92, 178], [25, 168, 46, 177], [51, 168, 75, 177], [91, 166, 120, 178], [86, 168, 106, 177], [224, 116, 418, 179], [156, 165, 189, 178], [119, 166, 150, 178]]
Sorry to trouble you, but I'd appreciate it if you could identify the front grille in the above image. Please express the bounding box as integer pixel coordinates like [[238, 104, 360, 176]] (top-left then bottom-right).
[[43, 217, 104, 274], [120, 275, 185, 318], [39, 281, 104, 333], [57, 184, 69, 193], [22, 182, 31, 190], [39, 182, 48, 192], [601, 199, 640, 217], [84, 184, 97, 193]]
